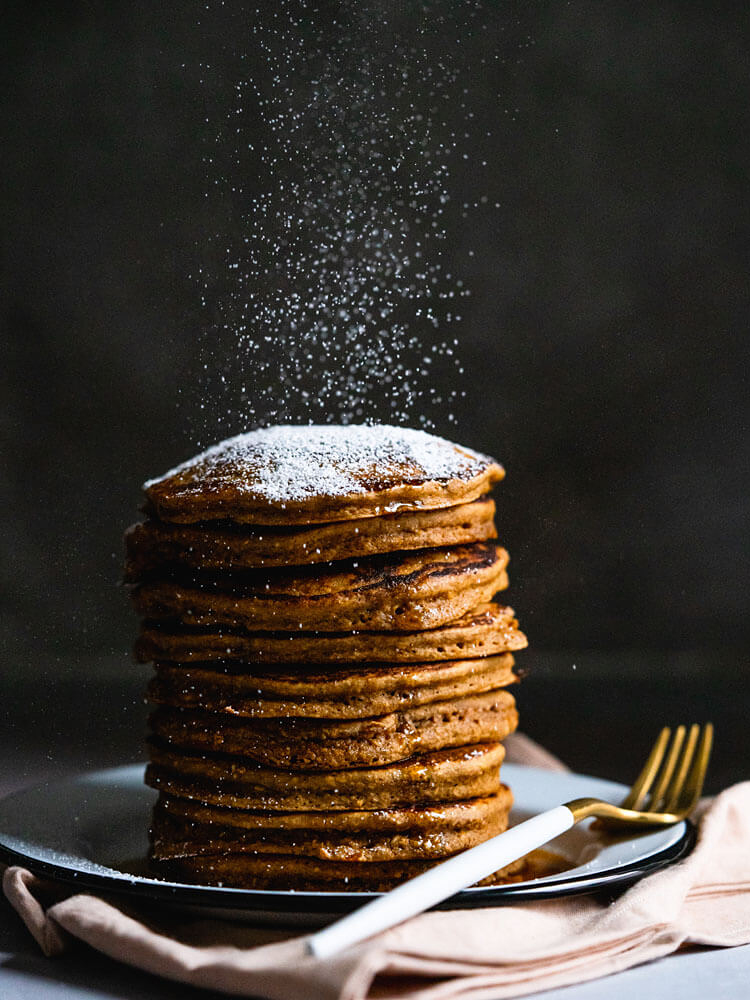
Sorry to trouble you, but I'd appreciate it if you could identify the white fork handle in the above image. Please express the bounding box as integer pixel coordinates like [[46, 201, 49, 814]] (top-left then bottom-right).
[[307, 804, 575, 959]]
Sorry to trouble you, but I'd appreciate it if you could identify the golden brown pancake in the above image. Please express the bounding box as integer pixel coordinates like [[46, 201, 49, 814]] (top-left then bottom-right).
[[125, 497, 497, 577], [136, 602, 526, 664], [145, 742, 505, 811], [149, 688, 518, 769], [147, 653, 517, 719], [143, 425, 504, 525], [154, 850, 528, 893], [155, 849, 564, 892], [131, 543, 508, 633], [150, 787, 512, 863], [155, 789, 509, 835]]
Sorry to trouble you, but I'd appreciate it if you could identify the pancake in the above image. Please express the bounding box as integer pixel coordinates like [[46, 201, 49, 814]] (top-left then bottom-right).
[[147, 653, 517, 719], [148, 688, 518, 769], [125, 497, 497, 577], [150, 787, 512, 863], [154, 850, 527, 893], [143, 425, 504, 526], [136, 602, 527, 664], [145, 742, 505, 811], [131, 543, 508, 632], [155, 789, 510, 834]]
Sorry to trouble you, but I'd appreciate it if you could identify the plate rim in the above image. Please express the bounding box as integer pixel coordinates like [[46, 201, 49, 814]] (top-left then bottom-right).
[[0, 763, 696, 914]]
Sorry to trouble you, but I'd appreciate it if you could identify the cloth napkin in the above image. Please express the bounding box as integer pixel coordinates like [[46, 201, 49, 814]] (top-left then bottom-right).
[[4, 734, 750, 1000]]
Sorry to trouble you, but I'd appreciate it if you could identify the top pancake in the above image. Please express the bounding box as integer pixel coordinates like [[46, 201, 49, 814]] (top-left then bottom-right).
[[143, 425, 504, 525]]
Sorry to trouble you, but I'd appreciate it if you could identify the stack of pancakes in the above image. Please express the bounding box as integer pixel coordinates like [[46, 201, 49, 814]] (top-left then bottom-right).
[[127, 425, 527, 891]]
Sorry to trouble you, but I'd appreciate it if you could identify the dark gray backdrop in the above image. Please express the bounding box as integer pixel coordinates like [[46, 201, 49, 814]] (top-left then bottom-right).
[[2, 2, 748, 783]]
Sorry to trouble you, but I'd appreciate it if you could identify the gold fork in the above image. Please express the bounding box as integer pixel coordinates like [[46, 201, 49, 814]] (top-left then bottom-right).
[[308, 723, 713, 958], [570, 723, 713, 827]]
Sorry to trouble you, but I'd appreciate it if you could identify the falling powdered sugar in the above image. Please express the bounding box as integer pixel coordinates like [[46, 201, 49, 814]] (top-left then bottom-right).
[[185, 1, 509, 440]]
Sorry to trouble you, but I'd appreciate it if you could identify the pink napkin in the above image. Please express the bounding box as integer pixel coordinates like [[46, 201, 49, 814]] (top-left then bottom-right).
[[4, 739, 750, 1000]]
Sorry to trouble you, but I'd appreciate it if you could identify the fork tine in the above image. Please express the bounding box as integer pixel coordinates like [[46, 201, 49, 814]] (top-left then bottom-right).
[[645, 725, 686, 812], [621, 727, 671, 810], [673, 723, 714, 816], [663, 724, 700, 813]]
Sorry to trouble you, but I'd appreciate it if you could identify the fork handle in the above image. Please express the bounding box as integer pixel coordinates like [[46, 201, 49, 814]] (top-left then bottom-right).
[[307, 805, 575, 959]]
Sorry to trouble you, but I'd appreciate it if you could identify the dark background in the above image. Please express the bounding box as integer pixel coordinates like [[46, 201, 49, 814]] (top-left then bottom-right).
[[2, 1, 748, 788]]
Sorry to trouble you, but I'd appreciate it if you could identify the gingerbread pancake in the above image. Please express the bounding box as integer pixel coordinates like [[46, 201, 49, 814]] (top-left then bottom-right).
[[148, 653, 517, 719], [131, 542, 508, 633], [154, 840, 526, 893], [136, 602, 527, 664], [150, 787, 512, 864], [125, 497, 497, 577], [145, 742, 506, 811], [148, 688, 518, 769], [143, 425, 504, 525]]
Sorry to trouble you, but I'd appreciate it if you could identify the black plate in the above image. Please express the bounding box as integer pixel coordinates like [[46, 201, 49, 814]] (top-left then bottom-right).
[[0, 764, 695, 925]]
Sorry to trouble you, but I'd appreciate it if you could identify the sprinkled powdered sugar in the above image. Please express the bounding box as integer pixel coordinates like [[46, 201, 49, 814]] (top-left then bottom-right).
[[145, 425, 497, 504], [183, 3, 512, 438]]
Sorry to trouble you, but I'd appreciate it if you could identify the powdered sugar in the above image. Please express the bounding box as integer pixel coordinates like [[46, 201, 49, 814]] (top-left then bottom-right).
[[145, 425, 497, 503], [184, 3, 510, 437]]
